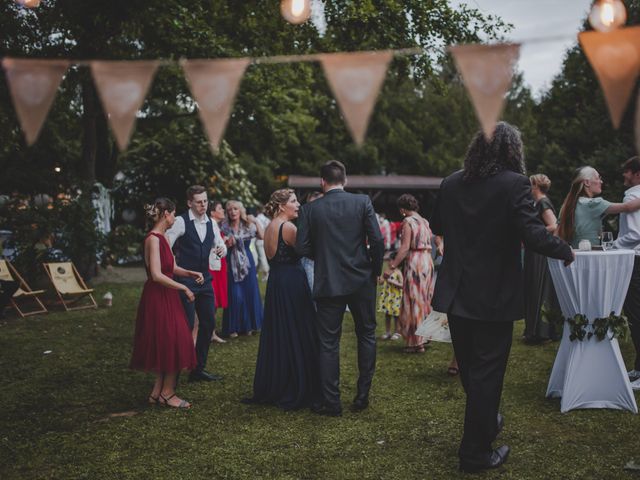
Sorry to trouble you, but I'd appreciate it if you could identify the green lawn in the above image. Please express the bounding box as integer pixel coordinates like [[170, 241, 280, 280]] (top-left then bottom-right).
[[1, 281, 640, 479]]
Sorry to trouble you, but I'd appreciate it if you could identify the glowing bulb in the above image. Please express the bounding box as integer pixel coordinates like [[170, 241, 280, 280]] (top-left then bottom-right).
[[589, 0, 627, 32], [281, 0, 311, 25], [54, 166, 61, 173], [15, 0, 41, 8], [292, 0, 305, 16]]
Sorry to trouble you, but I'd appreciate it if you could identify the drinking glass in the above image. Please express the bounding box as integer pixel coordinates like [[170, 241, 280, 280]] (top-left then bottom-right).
[[601, 231, 613, 251]]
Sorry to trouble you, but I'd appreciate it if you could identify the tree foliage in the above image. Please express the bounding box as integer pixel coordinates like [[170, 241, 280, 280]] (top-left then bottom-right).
[[0, 0, 509, 205], [529, 0, 640, 209]]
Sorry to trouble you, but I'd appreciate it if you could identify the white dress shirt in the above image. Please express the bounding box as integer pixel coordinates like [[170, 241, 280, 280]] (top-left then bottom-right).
[[613, 184, 640, 255], [165, 209, 227, 269]]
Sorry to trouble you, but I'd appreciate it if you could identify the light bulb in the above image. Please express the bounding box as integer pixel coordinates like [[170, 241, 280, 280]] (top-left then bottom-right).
[[589, 0, 627, 32], [281, 0, 312, 25], [15, 0, 41, 8]]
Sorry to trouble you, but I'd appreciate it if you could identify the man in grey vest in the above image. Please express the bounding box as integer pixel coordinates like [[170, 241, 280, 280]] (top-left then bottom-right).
[[167, 185, 226, 382], [296, 160, 384, 416]]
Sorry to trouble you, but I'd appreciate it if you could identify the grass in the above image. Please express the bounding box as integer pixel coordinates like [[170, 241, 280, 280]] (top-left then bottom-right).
[[1, 281, 640, 479]]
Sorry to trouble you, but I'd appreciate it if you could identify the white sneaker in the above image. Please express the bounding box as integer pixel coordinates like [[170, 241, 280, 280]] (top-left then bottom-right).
[[631, 377, 640, 391], [628, 369, 640, 381]]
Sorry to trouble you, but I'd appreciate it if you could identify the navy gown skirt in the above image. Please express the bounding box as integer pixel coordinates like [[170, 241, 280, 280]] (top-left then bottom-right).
[[248, 260, 320, 410]]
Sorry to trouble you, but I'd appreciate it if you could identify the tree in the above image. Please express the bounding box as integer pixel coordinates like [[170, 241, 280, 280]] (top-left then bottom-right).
[[0, 0, 508, 201], [529, 0, 640, 209]]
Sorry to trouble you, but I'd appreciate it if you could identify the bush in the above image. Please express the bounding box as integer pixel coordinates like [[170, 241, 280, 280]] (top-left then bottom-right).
[[104, 224, 145, 266], [0, 193, 104, 283]]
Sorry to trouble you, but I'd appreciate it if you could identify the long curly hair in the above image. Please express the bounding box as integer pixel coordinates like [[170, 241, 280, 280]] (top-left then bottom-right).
[[264, 189, 294, 218], [463, 122, 525, 182]]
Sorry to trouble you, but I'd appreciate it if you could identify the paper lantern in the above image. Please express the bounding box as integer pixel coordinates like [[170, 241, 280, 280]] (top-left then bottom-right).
[[589, 0, 627, 32], [281, 0, 311, 25]]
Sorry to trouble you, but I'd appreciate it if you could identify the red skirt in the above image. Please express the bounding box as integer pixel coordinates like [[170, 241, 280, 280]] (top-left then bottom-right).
[[210, 258, 228, 309], [130, 280, 196, 373]]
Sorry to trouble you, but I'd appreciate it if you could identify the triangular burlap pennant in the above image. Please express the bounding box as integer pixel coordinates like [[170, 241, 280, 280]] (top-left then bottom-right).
[[91, 61, 159, 151], [449, 43, 520, 140], [181, 58, 250, 153], [580, 27, 640, 129], [2, 58, 70, 145], [320, 51, 393, 146]]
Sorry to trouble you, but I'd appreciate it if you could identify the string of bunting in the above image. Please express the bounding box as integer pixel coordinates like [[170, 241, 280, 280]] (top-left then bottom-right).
[[3, 27, 640, 154]]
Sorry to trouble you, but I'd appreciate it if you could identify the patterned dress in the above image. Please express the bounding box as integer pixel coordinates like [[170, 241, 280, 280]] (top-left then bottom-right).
[[377, 269, 403, 317], [398, 215, 434, 347]]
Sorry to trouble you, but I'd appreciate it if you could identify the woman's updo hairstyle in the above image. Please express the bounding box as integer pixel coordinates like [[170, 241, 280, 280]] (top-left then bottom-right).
[[264, 188, 295, 218], [397, 193, 419, 212], [530, 173, 551, 194], [144, 197, 175, 223]]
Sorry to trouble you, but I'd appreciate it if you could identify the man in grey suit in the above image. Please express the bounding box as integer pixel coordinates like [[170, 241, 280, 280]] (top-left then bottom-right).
[[296, 160, 384, 416]]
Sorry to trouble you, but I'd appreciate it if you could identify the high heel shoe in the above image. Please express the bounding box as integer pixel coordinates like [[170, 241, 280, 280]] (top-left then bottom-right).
[[211, 332, 227, 344], [159, 393, 191, 409], [148, 395, 159, 405]]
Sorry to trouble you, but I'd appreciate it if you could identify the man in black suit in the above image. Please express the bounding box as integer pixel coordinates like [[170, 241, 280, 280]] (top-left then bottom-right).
[[430, 122, 574, 473], [296, 160, 384, 416]]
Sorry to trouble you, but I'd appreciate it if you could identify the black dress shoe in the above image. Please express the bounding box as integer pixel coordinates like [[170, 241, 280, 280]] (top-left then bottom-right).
[[311, 404, 342, 417], [351, 395, 369, 412], [497, 413, 504, 435], [189, 370, 223, 382], [460, 445, 510, 473]]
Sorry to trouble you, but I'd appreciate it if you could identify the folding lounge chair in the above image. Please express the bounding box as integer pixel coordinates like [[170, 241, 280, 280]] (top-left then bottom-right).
[[0, 259, 48, 317], [43, 262, 97, 311]]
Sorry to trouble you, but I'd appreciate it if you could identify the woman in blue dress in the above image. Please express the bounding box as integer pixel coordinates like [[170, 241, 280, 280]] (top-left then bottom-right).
[[243, 189, 320, 410], [221, 200, 264, 337]]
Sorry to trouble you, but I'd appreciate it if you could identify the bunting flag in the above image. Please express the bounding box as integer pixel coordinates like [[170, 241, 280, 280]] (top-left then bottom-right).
[[2, 58, 70, 145], [449, 43, 520, 140], [181, 58, 250, 153], [320, 51, 393, 146], [579, 27, 640, 129], [90, 61, 159, 151]]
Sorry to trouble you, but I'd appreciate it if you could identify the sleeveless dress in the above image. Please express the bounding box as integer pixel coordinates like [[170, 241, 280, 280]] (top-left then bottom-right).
[[523, 196, 560, 341], [130, 232, 196, 373], [210, 230, 229, 309], [398, 215, 435, 347], [246, 223, 320, 410]]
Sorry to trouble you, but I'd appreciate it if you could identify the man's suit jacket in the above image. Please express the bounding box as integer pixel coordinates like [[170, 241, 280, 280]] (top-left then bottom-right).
[[295, 188, 384, 299], [431, 169, 573, 322]]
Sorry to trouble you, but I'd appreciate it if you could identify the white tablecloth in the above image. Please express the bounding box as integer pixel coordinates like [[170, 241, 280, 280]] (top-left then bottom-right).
[[546, 250, 638, 413]]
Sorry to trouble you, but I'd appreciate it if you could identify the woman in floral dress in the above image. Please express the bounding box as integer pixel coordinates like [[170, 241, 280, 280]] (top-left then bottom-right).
[[384, 194, 439, 353]]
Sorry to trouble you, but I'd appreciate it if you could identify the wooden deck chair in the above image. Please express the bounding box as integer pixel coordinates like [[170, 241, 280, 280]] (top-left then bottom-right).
[[0, 259, 48, 317], [43, 262, 97, 312]]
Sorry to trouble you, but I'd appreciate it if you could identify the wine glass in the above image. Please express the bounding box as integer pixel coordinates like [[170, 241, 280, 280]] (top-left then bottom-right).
[[601, 231, 613, 251]]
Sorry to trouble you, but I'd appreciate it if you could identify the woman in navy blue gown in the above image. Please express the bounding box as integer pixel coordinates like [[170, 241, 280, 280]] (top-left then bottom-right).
[[244, 189, 320, 410], [221, 200, 264, 337]]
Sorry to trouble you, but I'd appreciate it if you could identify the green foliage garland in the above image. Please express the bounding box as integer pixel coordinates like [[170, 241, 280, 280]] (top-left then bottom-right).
[[565, 312, 629, 342]]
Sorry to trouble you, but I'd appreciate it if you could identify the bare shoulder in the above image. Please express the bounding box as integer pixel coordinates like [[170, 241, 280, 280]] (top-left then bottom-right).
[[283, 221, 297, 232], [145, 234, 160, 246]]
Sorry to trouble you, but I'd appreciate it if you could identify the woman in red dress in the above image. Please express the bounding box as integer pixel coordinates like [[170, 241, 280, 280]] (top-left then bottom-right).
[[209, 200, 228, 343], [130, 198, 203, 409]]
